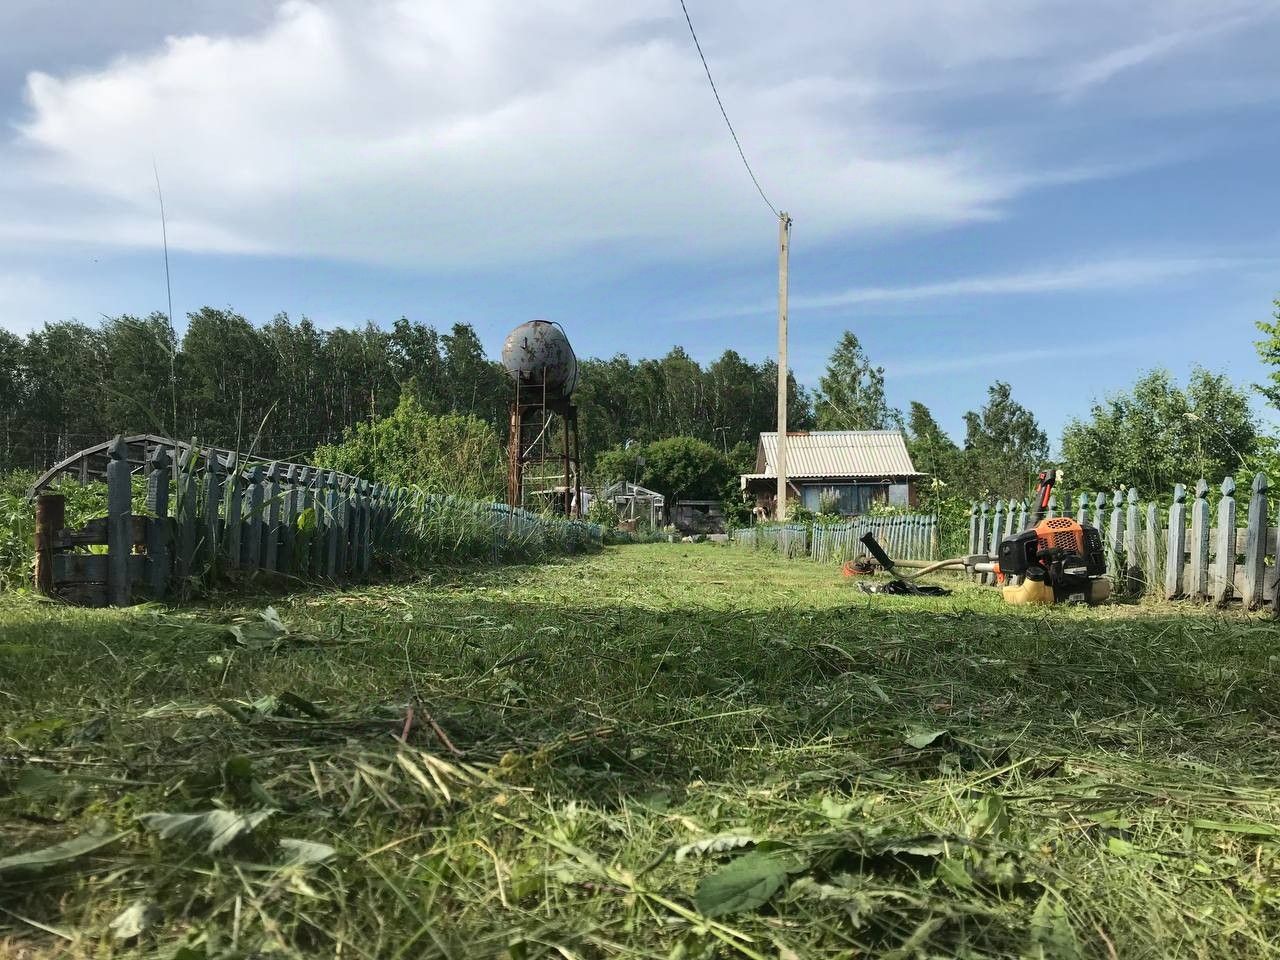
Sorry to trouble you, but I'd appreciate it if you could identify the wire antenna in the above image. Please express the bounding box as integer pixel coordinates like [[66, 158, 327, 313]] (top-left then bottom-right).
[[152, 161, 175, 329], [678, 0, 779, 217], [153, 160, 179, 438]]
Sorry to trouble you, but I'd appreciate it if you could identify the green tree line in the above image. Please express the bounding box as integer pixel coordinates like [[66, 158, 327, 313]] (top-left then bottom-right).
[[2, 301, 1272, 508], [0, 309, 812, 475]]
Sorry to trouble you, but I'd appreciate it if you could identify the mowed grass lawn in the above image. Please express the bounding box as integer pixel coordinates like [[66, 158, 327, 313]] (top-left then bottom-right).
[[3, 544, 1280, 959]]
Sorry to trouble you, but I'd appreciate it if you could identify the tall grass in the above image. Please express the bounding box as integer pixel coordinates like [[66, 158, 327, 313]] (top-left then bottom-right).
[[390, 491, 600, 566]]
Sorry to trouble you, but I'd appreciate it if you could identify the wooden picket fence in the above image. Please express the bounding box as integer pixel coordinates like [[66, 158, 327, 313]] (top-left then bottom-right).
[[33, 435, 602, 607], [967, 474, 1276, 609], [730, 513, 939, 564]]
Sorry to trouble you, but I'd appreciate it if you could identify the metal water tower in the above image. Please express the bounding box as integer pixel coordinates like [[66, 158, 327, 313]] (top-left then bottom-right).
[[501, 320, 582, 516]]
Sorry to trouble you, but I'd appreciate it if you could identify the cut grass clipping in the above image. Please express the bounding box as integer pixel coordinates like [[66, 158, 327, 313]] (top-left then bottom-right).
[[2, 544, 1280, 958]]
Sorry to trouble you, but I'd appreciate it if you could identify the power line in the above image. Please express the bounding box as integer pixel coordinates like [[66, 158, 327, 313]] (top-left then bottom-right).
[[678, 0, 779, 218]]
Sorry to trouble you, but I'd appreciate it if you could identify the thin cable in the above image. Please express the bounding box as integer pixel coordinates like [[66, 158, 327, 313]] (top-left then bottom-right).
[[153, 160, 178, 439], [678, 0, 779, 217]]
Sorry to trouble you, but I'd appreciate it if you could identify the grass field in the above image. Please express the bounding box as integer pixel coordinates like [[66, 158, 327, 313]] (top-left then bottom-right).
[[3, 544, 1280, 959]]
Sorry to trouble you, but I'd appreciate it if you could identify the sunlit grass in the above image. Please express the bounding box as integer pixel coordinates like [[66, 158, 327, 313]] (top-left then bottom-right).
[[2, 545, 1278, 957]]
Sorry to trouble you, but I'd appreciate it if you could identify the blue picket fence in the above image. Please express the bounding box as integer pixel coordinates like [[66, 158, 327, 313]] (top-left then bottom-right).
[[730, 513, 938, 564]]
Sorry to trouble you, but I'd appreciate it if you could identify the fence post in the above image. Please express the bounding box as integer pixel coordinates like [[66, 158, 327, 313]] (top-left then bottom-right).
[[370, 482, 384, 549], [146, 446, 171, 598], [280, 464, 299, 576], [1243, 473, 1268, 610], [1015, 498, 1028, 533], [339, 478, 354, 577], [1213, 476, 1237, 606], [1124, 488, 1140, 594], [359, 479, 373, 575], [176, 446, 199, 587], [259, 462, 279, 573], [1273, 507, 1280, 618], [1144, 500, 1159, 596], [987, 500, 1005, 585], [244, 463, 265, 571], [1106, 490, 1124, 590], [325, 471, 340, 579], [1189, 479, 1210, 601], [967, 502, 978, 558], [313, 470, 328, 575], [107, 436, 132, 607], [223, 453, 243, 571], [1165, 484, 1187, 599], [1076, 494, 1088, 525], [295, 467, 313, 576], [34, 493, 65, 598], [976, 501, 989, 583], [203, 448, 224, 570]]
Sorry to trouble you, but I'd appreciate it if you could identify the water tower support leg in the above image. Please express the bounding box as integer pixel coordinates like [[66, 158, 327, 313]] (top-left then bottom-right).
[[508, 402, 523, 509], [572, 409, 582, 519]]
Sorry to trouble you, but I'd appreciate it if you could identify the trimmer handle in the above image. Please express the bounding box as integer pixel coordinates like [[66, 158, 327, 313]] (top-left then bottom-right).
[[859, 532, 920, 594], [859, 532, 896, 573], [1029, 469, 1058, 525]]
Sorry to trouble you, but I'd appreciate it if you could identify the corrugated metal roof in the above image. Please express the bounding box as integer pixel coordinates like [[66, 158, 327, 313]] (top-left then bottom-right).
[[746, 430, 921, 480]]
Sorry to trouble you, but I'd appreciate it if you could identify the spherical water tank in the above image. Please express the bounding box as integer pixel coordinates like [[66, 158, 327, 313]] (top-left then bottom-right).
[[501, 320, 578, 397]]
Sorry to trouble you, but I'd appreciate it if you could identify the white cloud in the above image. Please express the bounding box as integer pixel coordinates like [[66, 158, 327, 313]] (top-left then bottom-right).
[[695, 256, 1254, 321], [1, 0, 1277, 268], [1058, 32, 1199, 98], [790, 257, 1249, 311], [882, 342, 1139, 379], [1056, 11, 1260, 98]]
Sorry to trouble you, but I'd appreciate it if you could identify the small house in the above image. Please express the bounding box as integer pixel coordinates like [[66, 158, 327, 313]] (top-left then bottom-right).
[[740, 430, 923, 516]]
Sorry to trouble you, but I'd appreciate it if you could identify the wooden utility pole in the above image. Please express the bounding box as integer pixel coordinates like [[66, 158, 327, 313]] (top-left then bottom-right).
[[775, 212, 791, 521]]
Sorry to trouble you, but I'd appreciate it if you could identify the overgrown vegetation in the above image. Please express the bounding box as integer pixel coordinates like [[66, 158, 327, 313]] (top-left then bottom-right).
[[313, 395, 505, 501], [594, 435, 741, 507], [0, 472, 107, 592], [1060, 368, 1257, 493], [3, 546, 1278, 957], [390, 491, 600, 565]]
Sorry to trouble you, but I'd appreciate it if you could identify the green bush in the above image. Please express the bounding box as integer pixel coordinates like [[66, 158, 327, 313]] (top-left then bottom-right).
[[314, 395, 504, 501], [585, 497, 621, 529], [595, 436, 733, 504]]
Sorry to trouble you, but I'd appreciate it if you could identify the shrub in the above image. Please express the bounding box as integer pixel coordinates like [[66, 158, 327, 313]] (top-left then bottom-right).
[[595, 436, 732, 504], [586, 497, 621, 529], [314, 395, 504, 501]]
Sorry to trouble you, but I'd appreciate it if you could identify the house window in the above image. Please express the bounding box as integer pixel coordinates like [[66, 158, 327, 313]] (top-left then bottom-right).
[[801, 483, 886, 515]]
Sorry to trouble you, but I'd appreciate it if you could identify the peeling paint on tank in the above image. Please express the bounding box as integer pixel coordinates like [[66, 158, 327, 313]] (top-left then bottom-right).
[[501, 320, 578, 397]]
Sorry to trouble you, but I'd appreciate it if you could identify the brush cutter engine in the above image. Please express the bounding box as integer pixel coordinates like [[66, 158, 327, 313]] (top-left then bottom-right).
[[996, 516, 1109, 605], [995, 471, 1110, 605]]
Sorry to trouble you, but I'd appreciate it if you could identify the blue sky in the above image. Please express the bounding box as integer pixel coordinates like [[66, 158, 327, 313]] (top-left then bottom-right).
[[1, 0, 1277, 446]]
